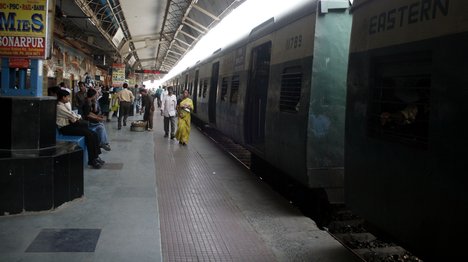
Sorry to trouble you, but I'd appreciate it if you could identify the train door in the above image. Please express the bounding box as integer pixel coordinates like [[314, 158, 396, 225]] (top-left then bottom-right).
[[193, 70, 199, 113], [245, 42, 271, 151], [209, 62, 219, 124]]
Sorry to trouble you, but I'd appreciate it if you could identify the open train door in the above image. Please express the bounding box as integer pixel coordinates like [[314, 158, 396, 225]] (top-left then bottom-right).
[[209, 62, 219, 124], [245, 42, 271, 153]]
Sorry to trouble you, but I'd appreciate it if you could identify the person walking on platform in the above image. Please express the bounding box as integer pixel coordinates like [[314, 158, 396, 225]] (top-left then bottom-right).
[[160, 87, 168, 106], [139, 88, 155, 131], [99, 86, 111, 121], [117, 83, 134, 130], [160, 86, 177, 138], [155, 86, 163, 108], [134, 84, 142, 114], [56, 88, 104, 169], [175, 89, 194, 145], [108, 88, 119, 122]]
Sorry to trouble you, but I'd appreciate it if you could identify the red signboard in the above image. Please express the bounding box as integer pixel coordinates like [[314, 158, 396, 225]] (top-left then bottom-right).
[[134, 70, 168, 74], [9, 58, 30, 68]]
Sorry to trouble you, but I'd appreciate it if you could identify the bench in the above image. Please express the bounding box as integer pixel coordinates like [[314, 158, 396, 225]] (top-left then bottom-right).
[[56, 129, 88, 165]]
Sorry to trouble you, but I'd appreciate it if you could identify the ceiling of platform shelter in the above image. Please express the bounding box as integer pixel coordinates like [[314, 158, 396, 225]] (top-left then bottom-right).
[[57, 0, 245, 80]]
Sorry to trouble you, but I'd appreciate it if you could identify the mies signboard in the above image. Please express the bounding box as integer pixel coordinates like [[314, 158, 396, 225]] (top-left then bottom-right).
[[0, 0, 50, 59]]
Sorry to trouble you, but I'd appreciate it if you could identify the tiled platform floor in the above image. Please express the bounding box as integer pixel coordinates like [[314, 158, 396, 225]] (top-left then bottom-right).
[[0, 114, 161, 262], [155, 133, 276, 261], [0, 112, 360, 262], [152, 114, 360, 262]]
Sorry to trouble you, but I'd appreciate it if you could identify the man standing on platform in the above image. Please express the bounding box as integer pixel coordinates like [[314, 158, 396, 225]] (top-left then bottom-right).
[[117, 83, 135, 130], [155, 86, 163, 108], [160, 86, 177, 139], [139, 88, 155, 131]]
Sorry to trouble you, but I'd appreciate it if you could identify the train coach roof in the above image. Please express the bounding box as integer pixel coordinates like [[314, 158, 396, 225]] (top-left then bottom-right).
[[179, 0, 321, 73], [171, 0, 352, 79]]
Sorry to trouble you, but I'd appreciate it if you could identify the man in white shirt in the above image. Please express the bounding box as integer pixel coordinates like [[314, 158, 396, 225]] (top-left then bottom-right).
[[56, 88, 104, 169], [117, 83, 135, 130], [160, 86, 177, 139]]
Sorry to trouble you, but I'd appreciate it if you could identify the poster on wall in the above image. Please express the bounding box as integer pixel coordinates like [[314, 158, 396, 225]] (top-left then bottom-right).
[[112, 63, 125, 87], [0, 0, 49, 59], [127, 73, 135, 86]]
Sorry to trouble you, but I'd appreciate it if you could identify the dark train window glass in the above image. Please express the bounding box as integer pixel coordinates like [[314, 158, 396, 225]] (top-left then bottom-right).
[[368, 52, 431, 148], [220, 77, 228, 102], [198, 80, 202, 97], [202, 80, 208, 98], [230, 75, 240, 104], [279, 66, 302, 113]]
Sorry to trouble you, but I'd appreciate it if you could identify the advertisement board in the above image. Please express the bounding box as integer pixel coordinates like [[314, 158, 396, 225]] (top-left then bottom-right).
[[112, 63, 125, 87], [0, 0, 49, 58]]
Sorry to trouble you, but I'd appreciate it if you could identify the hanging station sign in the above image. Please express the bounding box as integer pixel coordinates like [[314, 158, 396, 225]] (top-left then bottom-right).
[[0, 0, 49, 59], [134, 69, 168, 74]]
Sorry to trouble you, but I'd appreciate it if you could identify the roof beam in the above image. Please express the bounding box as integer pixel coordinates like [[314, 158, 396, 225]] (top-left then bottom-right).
[[173, 43, 187, 52], [192, 4, 220, 21], [74, 0, 119, 53], [168, 49, 184, 56], [178, 30, 197, 41], [127, 35, 160, 43], [183, 17, 207, 34], [174, 38, 191, 47], [139, 58, 157, 62]]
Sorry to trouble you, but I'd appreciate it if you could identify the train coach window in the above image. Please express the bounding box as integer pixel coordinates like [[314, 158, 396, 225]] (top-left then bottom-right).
[[279, 66, 302, 113], [198, 80, 202, 97], [368, 53, 431, 148], [221, 77, 228, 102], [230, 75, 240, 104], [189, 81, 193, 95], [202, 80, 208, 98]]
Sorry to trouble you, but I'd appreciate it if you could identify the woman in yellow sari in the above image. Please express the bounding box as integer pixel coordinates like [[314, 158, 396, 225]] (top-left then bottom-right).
[[175, 89, 194, 145]]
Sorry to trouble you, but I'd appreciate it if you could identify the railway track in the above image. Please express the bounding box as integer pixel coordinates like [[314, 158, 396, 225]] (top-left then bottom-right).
[[195, 122, 423, 262]]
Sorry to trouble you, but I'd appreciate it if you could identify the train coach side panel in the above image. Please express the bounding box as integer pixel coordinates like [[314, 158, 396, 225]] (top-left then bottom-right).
[[306, 7, 352, 195], [346, 0, 468, 260], [193, 63, 212, 124], [264, 13, 316, 185], [216, 48, 248, 143]]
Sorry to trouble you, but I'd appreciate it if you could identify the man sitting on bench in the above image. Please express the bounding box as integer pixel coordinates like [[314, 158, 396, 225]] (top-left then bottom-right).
[[82, 88, 111, 151], [56, 88, 105, 169]]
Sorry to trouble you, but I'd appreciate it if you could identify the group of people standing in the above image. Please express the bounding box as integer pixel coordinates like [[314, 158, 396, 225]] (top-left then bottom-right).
[[158, 86, 193, 145], [133, 84, 194, 145], [54, 79, 195, 169]]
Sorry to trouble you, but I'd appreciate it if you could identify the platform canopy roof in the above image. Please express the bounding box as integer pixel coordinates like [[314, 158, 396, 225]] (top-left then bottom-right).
[[57, 0, 245, 80]]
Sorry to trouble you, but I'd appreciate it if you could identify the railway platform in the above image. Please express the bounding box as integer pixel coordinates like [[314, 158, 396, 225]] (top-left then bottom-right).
[[0, 113, 360, 262]]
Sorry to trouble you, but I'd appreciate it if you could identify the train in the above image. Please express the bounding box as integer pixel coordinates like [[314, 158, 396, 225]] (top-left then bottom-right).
[[164, 0, 467, 260], [164, 0, 352, 205], [346, 0, 467, 260]]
